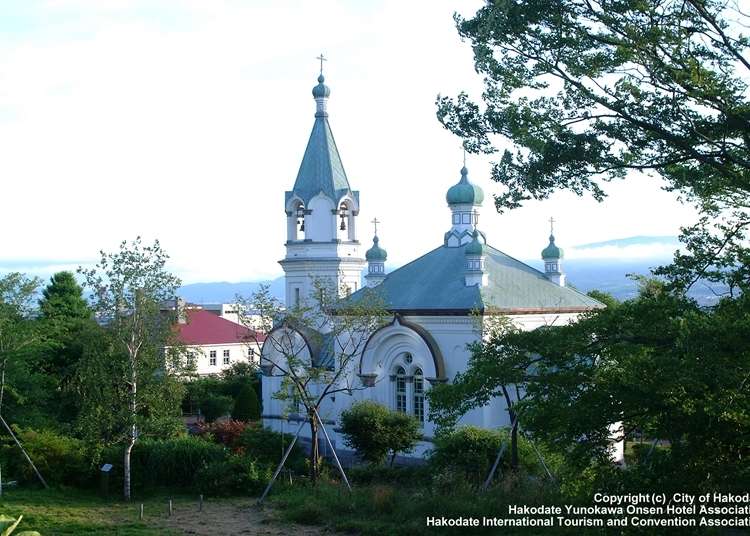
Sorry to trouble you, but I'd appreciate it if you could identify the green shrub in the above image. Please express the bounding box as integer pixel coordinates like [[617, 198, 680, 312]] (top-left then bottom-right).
[[231, 384, 260, 422], [200, 394, 233, 423], [340, 401, 422, 465], [235, 423, 305, 472], [430, 426, 537, 484], [0, 428, 92, 487], [347, 464, 431, 487], [194, 454, 271, 496], [101, 436, 226, 491]]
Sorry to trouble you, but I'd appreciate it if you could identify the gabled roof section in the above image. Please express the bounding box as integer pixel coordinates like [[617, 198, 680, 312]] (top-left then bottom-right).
[[345, 243, 604, 314], [176, 309, 264, 346], [288, 116, 353, 205]]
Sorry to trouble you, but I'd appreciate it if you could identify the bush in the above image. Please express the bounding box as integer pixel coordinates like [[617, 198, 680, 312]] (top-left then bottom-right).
[[340, 401, 422, 465], [196, 420, 248, 449], [347, 465, 431, 487], [200, 394, 233, 423], [430, 426, 537, 484], [0, 427, 92, 487], [101, 436, 227, 491], [194, 454, 271, 495], [231, 384, 260, 422], [235, 423, 305, 472]]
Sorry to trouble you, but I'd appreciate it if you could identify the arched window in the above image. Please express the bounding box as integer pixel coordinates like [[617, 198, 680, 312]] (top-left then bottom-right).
[[395, 366, 407, 413], [413, 368, 424, 423]]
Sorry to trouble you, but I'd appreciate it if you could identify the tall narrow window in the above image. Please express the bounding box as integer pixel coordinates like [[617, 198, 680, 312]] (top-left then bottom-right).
[[223, 349, 230, 365], [209, 350, 217, 366], [413, 368, 424, 423], [395, 366, 407, 413], [294, 288, 300, 307]]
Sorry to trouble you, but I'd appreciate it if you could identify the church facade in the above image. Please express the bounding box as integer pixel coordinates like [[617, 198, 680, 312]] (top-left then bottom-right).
[[261, 72, 605, 458]]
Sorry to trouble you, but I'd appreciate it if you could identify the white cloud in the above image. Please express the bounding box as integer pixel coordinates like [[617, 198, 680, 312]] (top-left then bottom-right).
[[0, 1, 699, 283]]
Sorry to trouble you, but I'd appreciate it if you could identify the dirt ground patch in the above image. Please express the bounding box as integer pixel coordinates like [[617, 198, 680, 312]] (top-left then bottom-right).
[[156, 497, 327, 536]]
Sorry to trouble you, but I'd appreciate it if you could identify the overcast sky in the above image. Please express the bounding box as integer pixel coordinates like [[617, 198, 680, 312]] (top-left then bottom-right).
[[0, 1, 698, 283]]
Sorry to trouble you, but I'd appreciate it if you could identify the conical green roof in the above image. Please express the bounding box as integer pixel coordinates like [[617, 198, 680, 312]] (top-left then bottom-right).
[[290, 76, 352, 205]]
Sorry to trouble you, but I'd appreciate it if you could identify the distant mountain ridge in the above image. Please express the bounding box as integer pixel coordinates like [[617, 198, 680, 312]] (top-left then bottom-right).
[[574, 235, 679, 249]]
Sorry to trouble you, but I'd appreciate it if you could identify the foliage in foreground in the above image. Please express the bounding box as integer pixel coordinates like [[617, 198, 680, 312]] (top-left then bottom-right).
[[339, 401, 422, 466], [430, 283, 750, 496]]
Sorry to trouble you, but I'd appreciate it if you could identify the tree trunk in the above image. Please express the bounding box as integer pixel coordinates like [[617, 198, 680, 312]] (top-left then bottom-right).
[[510, 416, 519, 470], [501, 385, 519, 470], [123, 430, 135, 501], [309, 411, 319, 485], [389, 451, 396, 467], [124, 355, 137, 501]]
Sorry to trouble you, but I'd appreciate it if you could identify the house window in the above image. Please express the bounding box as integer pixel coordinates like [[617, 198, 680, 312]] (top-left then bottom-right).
[[395, 366, 407, 413], [413, 368, 425, 423], [223, 349, 230, 365], [209, 350, 217, 366]]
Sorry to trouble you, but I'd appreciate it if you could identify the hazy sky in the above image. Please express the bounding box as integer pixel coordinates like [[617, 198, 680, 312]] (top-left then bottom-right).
[[0, 1, 697, 283]]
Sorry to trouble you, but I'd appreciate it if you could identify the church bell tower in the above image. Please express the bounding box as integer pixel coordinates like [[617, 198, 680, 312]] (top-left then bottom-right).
[[280, 62, 366, 308]]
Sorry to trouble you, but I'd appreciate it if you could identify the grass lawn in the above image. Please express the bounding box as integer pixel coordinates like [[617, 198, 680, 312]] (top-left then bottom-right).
[[0, 488, 183, 535]]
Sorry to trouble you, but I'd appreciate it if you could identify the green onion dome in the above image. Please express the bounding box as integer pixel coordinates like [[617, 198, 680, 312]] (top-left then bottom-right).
[[366, 235, 387, 262], [446, 166, 484, 205], [541, 235, 563, 259], [312, 74, 330, 98], [465, 230, 484, 256]]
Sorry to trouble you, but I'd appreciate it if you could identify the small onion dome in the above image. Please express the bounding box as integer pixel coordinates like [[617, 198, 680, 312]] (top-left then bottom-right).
[[366, 235, 387, 262], [446, 166, 484, 205], [541, 235, 564, 259], [312, 74, 331, 98], [465, 230, 484, 256]]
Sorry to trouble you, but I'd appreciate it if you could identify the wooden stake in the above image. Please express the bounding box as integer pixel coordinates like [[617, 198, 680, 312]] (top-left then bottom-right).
[[0, 414, 48, 489], [313, 407, 351, 493], [139, 504, 144, 520], [257, 419, 306, 505], [199, 494, 203, 512], [168, 499, 173, 516]]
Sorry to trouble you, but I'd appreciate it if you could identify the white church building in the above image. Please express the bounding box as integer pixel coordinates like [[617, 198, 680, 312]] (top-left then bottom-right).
[[260, 71, 606, 459]]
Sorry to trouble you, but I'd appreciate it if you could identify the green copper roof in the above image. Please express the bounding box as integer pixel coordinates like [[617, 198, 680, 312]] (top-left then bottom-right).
[[465, 230, 484, 256], [366, 235, 387, 261], [446, 166, 484, 205], [290, 116, 352, 205], [346, 242, 602, 313], [541, 235, 564, 259]]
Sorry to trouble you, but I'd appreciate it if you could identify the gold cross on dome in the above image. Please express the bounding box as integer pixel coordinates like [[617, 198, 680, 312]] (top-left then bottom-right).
[[371, 217, 380, 235], [316, 53, 327, 75], [549, 217, 556, 234]]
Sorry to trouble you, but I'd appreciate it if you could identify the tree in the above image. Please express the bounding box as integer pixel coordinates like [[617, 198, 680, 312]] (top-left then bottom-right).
[[78, 237, 188, 500], [339, 401, 422, 466], [244, 280, 388, 484], [433, 281, 750, 493], [200, 393, 233, 424], [429, 316, 525, 470], [0, 273, 43, 422], [437, 0, 750, 290], [232, 384, 260, 422], [37, 272, 93, 426]]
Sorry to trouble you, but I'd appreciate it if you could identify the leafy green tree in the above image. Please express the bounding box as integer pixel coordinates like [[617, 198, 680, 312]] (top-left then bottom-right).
[[433, 282, 750, 493], [36, 272, 93, 426], [340, 401, 422, 466], [78, 237, 188, 500], [438, 0, 750, 290], [38, 272, 90, 324], [0, 273, 44, 426], [244, 281, 389, 483], [232, 384, 260, 422], [200, 394, 232, 424]]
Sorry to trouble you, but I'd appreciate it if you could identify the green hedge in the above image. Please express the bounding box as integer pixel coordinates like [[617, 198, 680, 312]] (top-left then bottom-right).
[[101, 436, 227, 491], [0, 427, 92, 487]]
